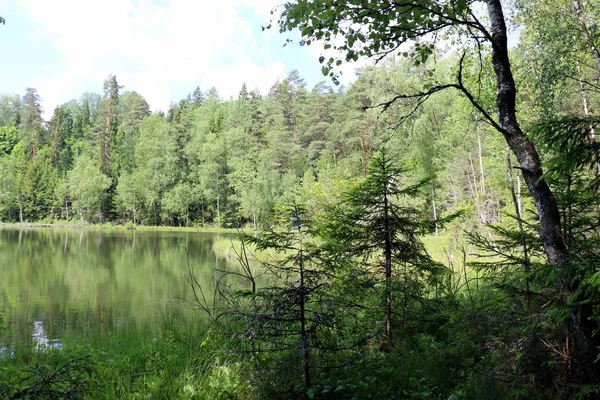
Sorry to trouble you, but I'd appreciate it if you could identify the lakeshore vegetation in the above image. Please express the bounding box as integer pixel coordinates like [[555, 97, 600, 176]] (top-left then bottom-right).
[[3, 0, 600, 398]]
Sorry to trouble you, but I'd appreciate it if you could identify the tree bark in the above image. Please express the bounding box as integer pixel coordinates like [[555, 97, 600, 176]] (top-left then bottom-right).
[[360, 136, 368, 176], [383, 182, 392, 342], [506, 146, 531, 313], [298, 244, 311, 392], [572, 0, 600, 70], [476, 120, 486, 196], [488, 0, 598, 380], [431, 185, 438, 236], [486, 0, 570, 267], [575, 61, 597, 144]]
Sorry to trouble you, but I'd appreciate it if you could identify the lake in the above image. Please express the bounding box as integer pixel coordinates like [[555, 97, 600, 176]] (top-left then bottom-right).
[[0, 227, 236, 347]]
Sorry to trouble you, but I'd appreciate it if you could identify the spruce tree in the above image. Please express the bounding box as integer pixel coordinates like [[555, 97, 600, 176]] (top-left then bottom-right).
[[323, 147, 447, 344], [19, 88, 44, 159], [48, 105, 73, 171]]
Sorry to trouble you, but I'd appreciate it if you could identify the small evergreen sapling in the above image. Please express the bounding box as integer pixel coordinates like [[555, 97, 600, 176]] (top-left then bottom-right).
[[228, 202, 350, 394], [322, 147, 451, 346]]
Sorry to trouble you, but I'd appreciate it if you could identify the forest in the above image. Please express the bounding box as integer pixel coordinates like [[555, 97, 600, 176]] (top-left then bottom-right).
[[3, 0, 600, 398]]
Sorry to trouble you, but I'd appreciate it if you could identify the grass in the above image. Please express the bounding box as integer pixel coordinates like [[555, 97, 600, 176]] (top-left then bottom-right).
[[0, 228, 564, 399], [211, 235, 285, 263], [0, 310, 257, 400], [213, 231, 474, 272], [0, 295, 567, 399]]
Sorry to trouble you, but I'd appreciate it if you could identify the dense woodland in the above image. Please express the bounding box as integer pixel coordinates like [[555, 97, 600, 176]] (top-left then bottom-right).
[[4, 0, 600, 398], [0, 66, 510, 229]]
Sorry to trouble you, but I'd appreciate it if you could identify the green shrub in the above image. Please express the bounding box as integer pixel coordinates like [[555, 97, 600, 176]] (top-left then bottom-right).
[[124, 221, 136, 230]]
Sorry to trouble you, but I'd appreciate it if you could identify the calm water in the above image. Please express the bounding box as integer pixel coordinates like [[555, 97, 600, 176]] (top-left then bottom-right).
[[0, 228, 235, 344]]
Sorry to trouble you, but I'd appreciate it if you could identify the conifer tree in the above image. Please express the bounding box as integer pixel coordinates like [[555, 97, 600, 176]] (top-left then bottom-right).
[[97, 75, 121, 176], [95, 75, 122, 220], [19, 88, 44, 159], [191, 86, 205, 108], [116, 91, 150, 173], [48, 105, 73, 171], [323, 147, 447, 344], [217, 202, 349, 394]]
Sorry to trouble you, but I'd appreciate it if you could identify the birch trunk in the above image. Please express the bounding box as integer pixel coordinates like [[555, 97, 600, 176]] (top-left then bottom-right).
[[487, 0, 570, 267], [488, 0, 598, 379]]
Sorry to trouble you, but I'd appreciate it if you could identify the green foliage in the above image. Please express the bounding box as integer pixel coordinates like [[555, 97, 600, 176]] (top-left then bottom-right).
[[514, 0, 600, 121], [198, 360, 252, 400], [2, 354, 98, 399], [0, 156, 18, 219], [531, 117, 600, 184], [0, 126, 19, 155], [0, 316, 256, 400], [211, 202, 353, 394], [0, 61, 517, 230], [19, 88, 44, 158], [322, 147, 451, 342], [116, 172, 143, 224], [48, 105, 74, 172], [67, 154, 111, 222], [6, 18, 600, 396], [275, 0, 470, 82], [134, 114, 178, 224], [20, 148, 57, 220], [115, 91, 150, 174], [0, 94, 21, 128]]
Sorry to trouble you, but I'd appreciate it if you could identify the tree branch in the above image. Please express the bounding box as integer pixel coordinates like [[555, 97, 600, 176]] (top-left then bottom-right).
[[367, 52, 503, 134]]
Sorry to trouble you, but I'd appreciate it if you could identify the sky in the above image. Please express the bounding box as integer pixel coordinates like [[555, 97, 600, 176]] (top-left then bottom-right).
[[0, 0, 361, 116]]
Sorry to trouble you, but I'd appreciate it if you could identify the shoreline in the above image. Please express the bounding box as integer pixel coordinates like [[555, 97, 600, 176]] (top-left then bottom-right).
[[0, 222, 245, 234]]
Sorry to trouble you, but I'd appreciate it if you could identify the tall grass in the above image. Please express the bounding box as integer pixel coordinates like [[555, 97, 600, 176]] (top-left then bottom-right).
[[0, 304, 255, 399]]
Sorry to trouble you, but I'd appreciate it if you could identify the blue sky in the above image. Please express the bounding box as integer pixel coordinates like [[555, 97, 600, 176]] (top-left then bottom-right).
[[0, 0, 360, 115]]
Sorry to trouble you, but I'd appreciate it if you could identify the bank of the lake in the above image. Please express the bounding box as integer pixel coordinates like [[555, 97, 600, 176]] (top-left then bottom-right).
[[0, 227, 262, 399], [0, 228, 246, 341], [1, 226, 570, 399], [0, 222, 268, 263], [0, 221, 244, 234], [1, 312, 256, 399]]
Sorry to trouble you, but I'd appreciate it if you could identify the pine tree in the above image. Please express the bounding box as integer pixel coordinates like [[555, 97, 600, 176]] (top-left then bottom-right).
[[97, 75, 121, 175], [202, 202, 351, 394], [95, 75, 122, 220], [19, 88, 44, 159], [116, 91, 150, 173]]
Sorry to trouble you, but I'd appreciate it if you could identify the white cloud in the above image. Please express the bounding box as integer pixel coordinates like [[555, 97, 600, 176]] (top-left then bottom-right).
[[14, 0, 287, 113]]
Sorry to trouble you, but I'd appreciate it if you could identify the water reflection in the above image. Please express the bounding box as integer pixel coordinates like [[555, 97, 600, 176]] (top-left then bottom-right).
[[32, 320, 62, 350], [0, 320, 62, 359], [0, 228, 236, 342]]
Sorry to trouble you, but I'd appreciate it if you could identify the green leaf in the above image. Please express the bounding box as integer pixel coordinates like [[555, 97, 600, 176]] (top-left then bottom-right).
[[589, 271, 600, 287]]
